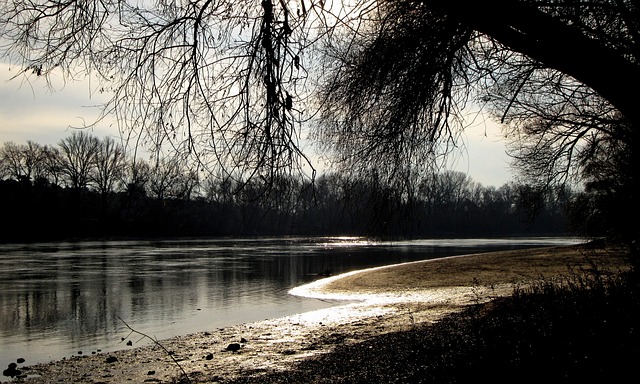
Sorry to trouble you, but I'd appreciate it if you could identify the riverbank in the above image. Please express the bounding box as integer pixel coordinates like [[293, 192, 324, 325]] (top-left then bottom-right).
[[7, 242, 633, 383]]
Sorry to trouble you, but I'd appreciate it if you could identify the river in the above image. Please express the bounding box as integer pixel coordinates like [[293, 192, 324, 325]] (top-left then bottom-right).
[[0, 236, 583, 372]]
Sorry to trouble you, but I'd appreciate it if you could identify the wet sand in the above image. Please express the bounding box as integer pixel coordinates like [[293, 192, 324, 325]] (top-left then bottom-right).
[[10, 243, 631, 383]]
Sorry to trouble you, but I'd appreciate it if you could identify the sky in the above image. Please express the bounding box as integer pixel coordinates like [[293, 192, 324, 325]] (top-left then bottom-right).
[[0, 62, 515, 187], [0, 63, 117, 146]]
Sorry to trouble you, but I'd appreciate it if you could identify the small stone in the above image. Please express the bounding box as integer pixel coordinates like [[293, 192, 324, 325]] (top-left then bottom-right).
[[78, 351, 83, 355], [16, 358, 25, 364], [126, 340, 133, 346], [240, 337, 248, 343], [147, 370, 156, 375], [205, 353, 214, 360], [105, 356, 118, 364], [3, 363, 21, 378], [225, 343, 241, 352]]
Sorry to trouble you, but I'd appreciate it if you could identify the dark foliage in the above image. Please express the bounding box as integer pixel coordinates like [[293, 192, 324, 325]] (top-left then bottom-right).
[[0, 170, 572, 242], [572, 123, 640, 244]]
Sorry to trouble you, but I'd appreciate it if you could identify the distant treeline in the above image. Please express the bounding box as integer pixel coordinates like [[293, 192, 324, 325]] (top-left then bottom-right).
[[0, 132, 587, 242]]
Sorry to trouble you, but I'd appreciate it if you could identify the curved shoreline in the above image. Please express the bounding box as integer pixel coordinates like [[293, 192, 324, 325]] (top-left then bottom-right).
[[13, 243, 631, 383], [288, 254, 502, 311], [289, 242, 628, 308], [317, 243, 629, 290]]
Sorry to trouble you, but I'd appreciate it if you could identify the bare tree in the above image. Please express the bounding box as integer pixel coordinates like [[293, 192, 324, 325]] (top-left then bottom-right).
[[202, 171, 237, 205], [58, 131, 100, 189], [91, 136, 126, 196], [171, 167, 200, 201], [0, 141, 48, 182], [122, 159, 151, 197], [39, 145, 64, 186], [0, 142, 29, 181], [148, 157, 187, 201]]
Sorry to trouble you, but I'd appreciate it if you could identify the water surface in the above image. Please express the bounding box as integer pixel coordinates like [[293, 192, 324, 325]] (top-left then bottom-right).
[[0, 236, 582, 371]]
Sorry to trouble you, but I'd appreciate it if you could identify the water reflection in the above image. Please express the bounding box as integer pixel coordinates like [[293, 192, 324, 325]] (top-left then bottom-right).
[[0, 236, 582, 371]]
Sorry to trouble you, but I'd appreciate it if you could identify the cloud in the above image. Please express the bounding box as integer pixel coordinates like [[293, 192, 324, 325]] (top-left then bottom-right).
[[449, 112, 513, 187], [0, 63, 115, 146]]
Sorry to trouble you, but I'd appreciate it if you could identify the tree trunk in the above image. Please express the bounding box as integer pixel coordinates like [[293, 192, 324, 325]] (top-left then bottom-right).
[[430, 0, 640, 127]]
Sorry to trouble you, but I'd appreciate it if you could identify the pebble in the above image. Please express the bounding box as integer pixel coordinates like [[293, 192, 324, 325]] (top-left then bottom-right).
[[105, 356, 118, 364], [3, 363, 21, 377]]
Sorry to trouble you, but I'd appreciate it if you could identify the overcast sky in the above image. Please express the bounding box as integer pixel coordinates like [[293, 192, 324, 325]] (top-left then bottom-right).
[[0, 63, 514, 187]]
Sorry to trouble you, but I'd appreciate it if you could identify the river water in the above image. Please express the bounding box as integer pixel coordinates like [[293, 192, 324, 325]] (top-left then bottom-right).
[[0, 236, 582, 372]]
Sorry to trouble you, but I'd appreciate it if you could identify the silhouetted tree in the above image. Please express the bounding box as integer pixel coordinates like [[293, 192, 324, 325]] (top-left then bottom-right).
[[0, 141, 46, 182], [122, 159, 151, 199], [567, 123, 639, 242], [91, 136, 126, 196], [148, 158, 177, 201], [38, 145, 64, 186], [58, 131, 100, 190], [0, 142, 26, 181]]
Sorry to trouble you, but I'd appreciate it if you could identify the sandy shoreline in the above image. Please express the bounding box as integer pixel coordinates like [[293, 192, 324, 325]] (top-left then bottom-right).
[[8, 243, 631, 383]]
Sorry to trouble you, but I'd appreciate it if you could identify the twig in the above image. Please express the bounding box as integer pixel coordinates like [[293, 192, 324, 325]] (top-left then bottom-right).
[[118, 316, 192, 384], [405, 305, 416, 327]]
